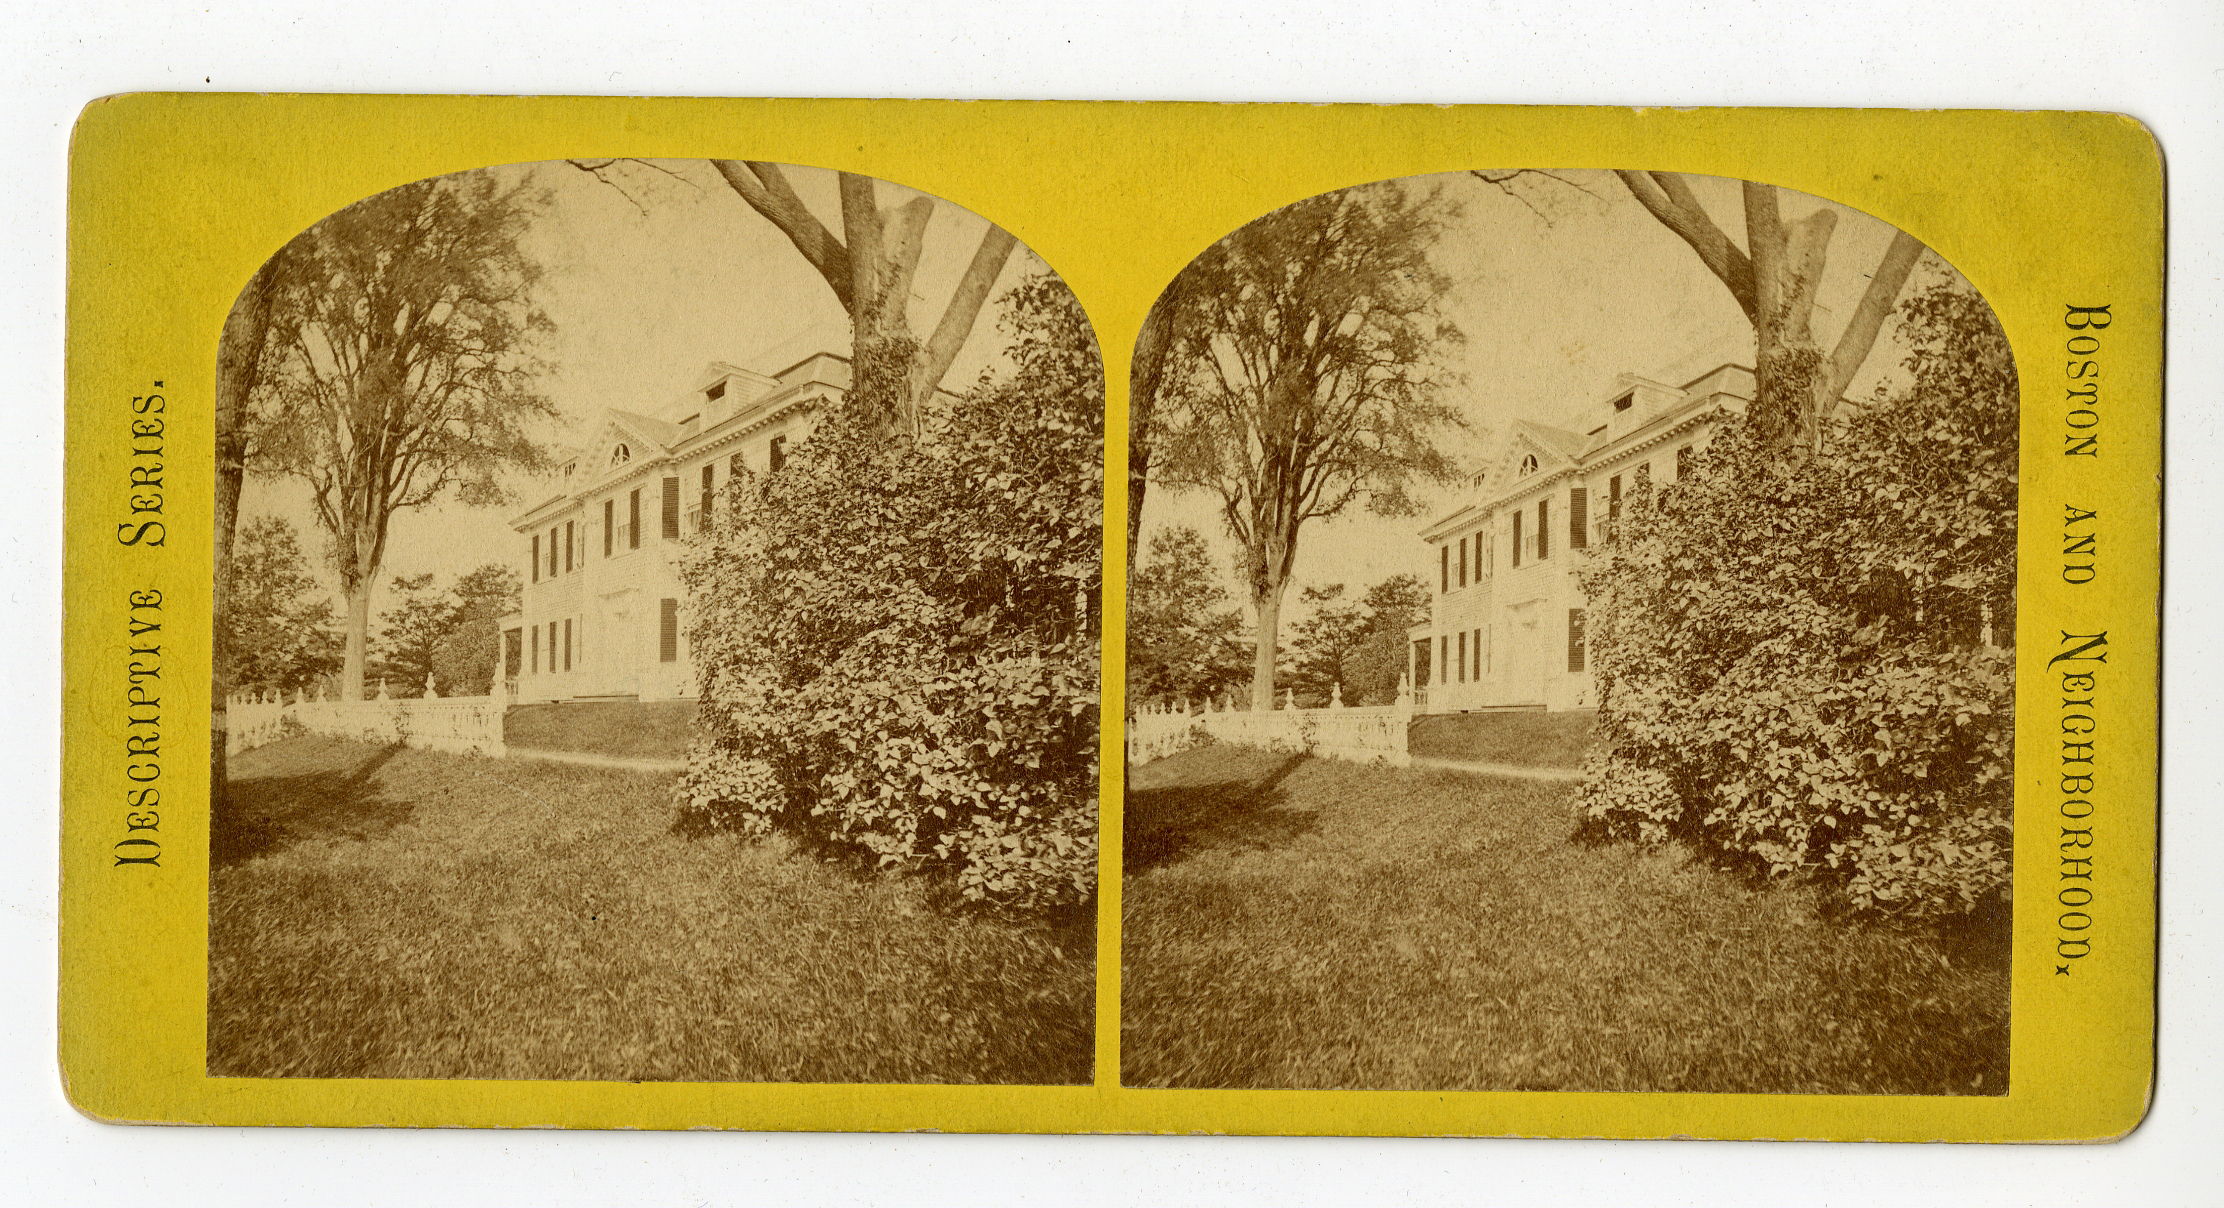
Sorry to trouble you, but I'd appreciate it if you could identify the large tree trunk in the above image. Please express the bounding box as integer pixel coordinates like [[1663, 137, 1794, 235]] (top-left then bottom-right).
[[211, 259, 276, 803], [1249, 577, 1286, 710], [341, 582, 373, 700]]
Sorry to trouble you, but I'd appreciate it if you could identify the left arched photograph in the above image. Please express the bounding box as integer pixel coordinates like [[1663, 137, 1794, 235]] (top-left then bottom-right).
[[207, 159, 1103, 1084]]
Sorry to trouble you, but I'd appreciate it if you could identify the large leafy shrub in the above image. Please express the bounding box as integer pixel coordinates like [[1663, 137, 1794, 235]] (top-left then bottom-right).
[[674, 276, 1103, 910], [1577, 284, 2017, 917]]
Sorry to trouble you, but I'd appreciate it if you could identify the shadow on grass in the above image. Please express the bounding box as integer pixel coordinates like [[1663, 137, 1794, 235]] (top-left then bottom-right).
[[1125, 753, 1316, 875], [213, 743, 409, 868]]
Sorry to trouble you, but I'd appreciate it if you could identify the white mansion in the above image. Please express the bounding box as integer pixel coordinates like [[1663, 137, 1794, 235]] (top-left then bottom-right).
[[1408, 361, 1755, 714], [502, 353, 845, 703]]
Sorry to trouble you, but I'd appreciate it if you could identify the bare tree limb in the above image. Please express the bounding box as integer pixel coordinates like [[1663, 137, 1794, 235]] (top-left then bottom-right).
[[1817, 229, 1926, 416], [914, 224, 1018, 401], [1617, 170, 1758, 321], [709, 160, 852, 310]]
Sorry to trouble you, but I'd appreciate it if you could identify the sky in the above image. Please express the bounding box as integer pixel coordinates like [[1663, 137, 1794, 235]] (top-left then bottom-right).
[[1135, 168, 1971, 627], [238, 159, 1043, 618]]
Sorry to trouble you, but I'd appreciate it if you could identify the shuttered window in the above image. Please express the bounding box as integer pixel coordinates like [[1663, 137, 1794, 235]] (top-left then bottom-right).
[[1471, 628, 1481, 680], [530, 624, 539, 673], [1568, 609, 1587, 672], [548, 623, 557, 674], [769, 435, 787, 473], [1677, 444, 1693, 480], [628, 489, 641, 549], [1440, 634, 1449, 682], [1570, 486, 1588, 550], [1538, 498, 1551, 560], [1512, 511, 1523, 568], [1608, 474, 1622, 523], [659, 598, 680, 662], [565, 520, 575, 572], [1440, 544, 1449, 592], [700, 464, 714, 526], [1458, 536, 1467, 588], [730, 452, 745, 481], [530, 534, 539, 583], [548, 526, 559, 576], [661, 476, 681, 539], [563, 618, 572, 671], [603, 499, 614, 556], [1457, 630, 1467, 683]]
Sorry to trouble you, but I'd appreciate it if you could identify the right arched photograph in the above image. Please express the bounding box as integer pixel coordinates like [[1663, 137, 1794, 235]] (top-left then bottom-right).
[[1122, 169, 2016, 1094]]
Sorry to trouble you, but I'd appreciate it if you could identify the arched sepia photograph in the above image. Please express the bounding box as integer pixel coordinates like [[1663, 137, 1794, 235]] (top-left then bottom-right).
[[208, 160, 1102, 1084], [1123, 170, 2015, 1093]]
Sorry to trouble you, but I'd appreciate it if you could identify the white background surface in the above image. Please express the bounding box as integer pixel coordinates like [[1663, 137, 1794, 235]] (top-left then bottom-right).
[[7, 4, 2220, 1204]]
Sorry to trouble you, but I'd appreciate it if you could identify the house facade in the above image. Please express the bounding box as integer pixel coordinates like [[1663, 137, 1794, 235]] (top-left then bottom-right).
[[502, 353, 846, 703], [1409, 363, 1754, 714]]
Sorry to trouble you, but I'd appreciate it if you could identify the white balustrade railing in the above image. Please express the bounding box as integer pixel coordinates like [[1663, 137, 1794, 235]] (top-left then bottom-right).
[[1127, 679, 1412, 768], [224, 687, 507, 758]]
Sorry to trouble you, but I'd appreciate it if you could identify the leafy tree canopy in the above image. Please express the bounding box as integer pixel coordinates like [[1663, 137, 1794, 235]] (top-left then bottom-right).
[[220, 516, 342, 696]]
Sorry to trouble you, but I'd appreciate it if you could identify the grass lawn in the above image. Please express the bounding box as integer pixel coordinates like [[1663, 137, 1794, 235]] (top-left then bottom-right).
[[210, 735, 1092, 1083], [1122, 744, 2009, 1093], [504, 700, 698, 760], [1406, 709, 1596, 768]]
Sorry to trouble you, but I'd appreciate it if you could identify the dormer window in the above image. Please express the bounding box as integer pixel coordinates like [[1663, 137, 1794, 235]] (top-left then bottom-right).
[[610, 442, 631, 467], [1612, 392, 1634, 412], [1518, 453, 1538, 477], [562, 460, 576, 479], [705, 381, 726, 402]]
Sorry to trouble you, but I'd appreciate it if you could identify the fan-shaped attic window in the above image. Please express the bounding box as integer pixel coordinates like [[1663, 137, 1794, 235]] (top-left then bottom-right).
[[1518, 453, 1538, 477], [609, 442, 631, 467]]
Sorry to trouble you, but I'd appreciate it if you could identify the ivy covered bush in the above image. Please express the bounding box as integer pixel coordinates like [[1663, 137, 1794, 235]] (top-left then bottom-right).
[[675, 276, 1103, 910], [1576, 284, 2017, 917]]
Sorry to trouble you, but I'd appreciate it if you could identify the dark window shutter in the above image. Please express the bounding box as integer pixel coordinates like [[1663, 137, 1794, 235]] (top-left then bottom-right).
[[1538, 498, 1551, 559], [1570, 487, 1588, 550], [1512, 511, 1524, 568], [1677, 445, 1692, 480], [769, 435, 786, 473], [1458, 536, 1467, 588], [565, 521, 575, 572], [1439, 634, 1448, 681], [530, 625, 539, 673], [530, 534, 539, 583], [1476, 529, 1489, 576], [1413, 639, 1430, 687], [700, 464, 714, 524], [1608, 475, 1622, 523], [603, 499, 614, 556], [1457, 631, 1467, 683], [1440, 544, 1449, 592], [1568, 609, 1586, 672], [729, 452, 744, 480], [549, 624, 557, 672], [629, 489, 641, 549], [548, 527, 558, 576], [661, 476, 681, 539], [659, 598, 679, 662], [563, 618, 572, 670]]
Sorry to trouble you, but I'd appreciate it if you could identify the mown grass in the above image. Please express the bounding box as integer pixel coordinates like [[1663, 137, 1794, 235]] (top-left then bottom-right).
[[503, 700, 698, 760], [210, 735, 1092, 1083], [1406, 709, 1596, 768], [1122, 744, 2008, 1094]]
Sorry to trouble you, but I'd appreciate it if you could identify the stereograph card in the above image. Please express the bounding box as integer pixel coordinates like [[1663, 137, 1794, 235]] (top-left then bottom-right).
[[57, 97, 2160, 1139]]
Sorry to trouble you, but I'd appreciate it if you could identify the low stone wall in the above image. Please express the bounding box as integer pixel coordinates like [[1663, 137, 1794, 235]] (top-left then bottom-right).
[[1128, 682, 1413, 768]]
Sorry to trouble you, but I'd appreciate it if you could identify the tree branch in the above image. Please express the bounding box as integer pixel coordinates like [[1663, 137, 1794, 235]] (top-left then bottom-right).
[[1616, 171, 1757, 321], [913, 224, 1018, 401], [1816, 229, 1927, 416], [709, 160, 853, 310]]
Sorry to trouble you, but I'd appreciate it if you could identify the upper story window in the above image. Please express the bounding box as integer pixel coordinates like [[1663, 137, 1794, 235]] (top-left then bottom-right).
[[1612, 392, 1634, 412], [609, 442, 631, 467], [705, 381, 725, 403], [1518, 453, 1538, 477]]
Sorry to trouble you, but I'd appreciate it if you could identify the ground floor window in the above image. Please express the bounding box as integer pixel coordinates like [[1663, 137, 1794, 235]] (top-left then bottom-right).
[[1568, 608, 1586, 673], [660, 598, 680, 662]]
